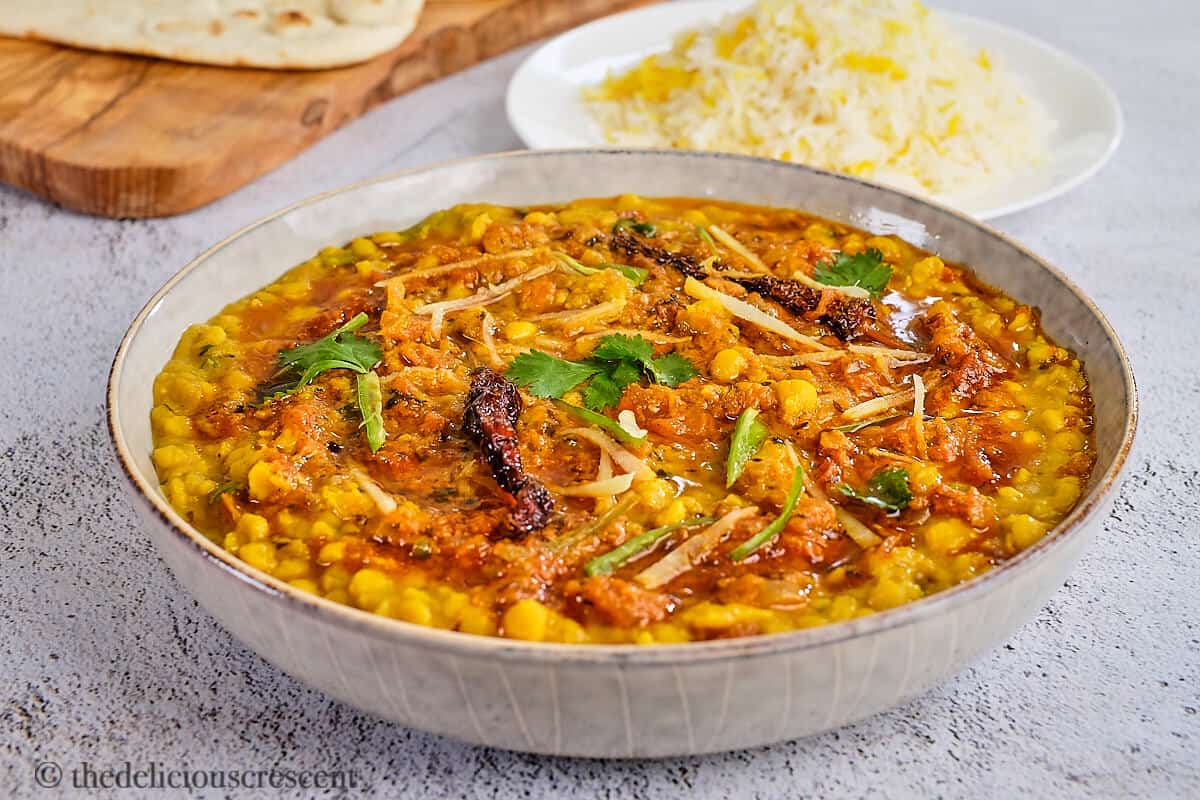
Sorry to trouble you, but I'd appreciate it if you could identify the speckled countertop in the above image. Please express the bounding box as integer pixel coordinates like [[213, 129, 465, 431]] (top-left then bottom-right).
[[2, 0, 1197, 797]]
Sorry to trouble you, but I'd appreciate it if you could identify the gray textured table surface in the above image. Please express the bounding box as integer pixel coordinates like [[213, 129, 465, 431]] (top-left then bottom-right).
[[2, 0, 1197, 797]]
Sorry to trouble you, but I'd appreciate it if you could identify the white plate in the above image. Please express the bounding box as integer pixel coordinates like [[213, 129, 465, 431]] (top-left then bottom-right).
[[506, 1, 1123, 220]]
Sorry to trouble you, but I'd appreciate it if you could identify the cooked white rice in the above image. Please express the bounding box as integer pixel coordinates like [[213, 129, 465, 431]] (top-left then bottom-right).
[[584, 0, 1053, 199]]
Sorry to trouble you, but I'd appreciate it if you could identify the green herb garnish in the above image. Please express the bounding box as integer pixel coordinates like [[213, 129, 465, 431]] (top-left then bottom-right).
[[201, 354, 234, 369], [695, 225, 718, 254], [207, 481, 240, 505], [197, 343, 234, 370], [589, 332, 655, 363], [813, 249, 892, 298], [259, 312, 386, 452], [647, 352, 698, 387], [726, 408, 768, 488], [356, 371, 386, 453], [274, 313, 381, 389], [838, 467, 913, 513], [582, 361, 639, 409], [548, 494, 640, 552], [554, 251, 648, 286], [505, 351, 601, 400], [614, 218, 657, 237], [729, 464, 806, 561], [590, 334, 698, 387], [585, 516, 718, 577], [506, 334, 697, 411], [556, 401, 646, 446]]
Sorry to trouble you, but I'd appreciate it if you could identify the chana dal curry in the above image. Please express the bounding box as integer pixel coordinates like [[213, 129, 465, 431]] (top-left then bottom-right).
[[151, 196, 1095, 644]]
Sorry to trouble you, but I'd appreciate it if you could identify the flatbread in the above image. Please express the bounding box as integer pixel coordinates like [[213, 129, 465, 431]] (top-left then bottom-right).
[[0, 0, 426, 69]]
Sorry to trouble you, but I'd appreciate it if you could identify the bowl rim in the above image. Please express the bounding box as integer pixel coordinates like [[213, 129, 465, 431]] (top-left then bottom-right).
[[107, 148, 1138, 665]]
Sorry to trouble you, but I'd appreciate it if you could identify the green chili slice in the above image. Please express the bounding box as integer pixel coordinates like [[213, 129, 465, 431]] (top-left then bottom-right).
[[548, 494, 640, 552], [726, 408, 768, 488], [584, 516, 718, 577], [729, 464, 806, 561], [357, 370, 386, 453], [554, 251, 648, 286]]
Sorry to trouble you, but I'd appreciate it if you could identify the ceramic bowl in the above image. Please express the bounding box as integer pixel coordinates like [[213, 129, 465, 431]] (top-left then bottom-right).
[[107, 150, 1136, 758]]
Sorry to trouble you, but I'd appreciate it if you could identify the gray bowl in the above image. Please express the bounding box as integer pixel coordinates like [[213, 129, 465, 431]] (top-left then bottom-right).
[[107, 150, 1136, 758]]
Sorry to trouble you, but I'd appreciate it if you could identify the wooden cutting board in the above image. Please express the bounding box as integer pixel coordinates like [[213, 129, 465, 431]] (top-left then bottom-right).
[[0, 0, 652, 219]]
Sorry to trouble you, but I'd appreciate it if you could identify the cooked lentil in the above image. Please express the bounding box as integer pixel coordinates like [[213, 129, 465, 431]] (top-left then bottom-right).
[[151, 196, 1095, 643]]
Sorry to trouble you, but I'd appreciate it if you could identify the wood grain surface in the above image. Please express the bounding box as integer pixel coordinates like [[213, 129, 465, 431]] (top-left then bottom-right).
[[0, 0, 652, 219]]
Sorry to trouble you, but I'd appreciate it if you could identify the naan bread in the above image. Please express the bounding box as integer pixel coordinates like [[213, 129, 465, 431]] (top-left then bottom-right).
[[0, 0, 426, 69]]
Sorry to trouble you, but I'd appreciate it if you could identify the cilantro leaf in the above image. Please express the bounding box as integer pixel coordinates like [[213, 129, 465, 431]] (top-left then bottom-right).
[[259, 312, 382, 402], [505, 334, 697, 413], [580, 360, 643, 409], [591, 335, 695, 387], [276, 313, 381, 384], [813, 249, 892, 298], [258, 313, 389, 453], [580, 360, 642, 409], [590, 334, 654, 365], [506, 351, 599, 399], [649, 353, 698, 387], [608, 359, 644, 390], [582, 373, 623, 410], [838, 467, 913, 513]]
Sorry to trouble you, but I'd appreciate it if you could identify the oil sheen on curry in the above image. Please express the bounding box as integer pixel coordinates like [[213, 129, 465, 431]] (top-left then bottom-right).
[[151, 196, 1095, 644]]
